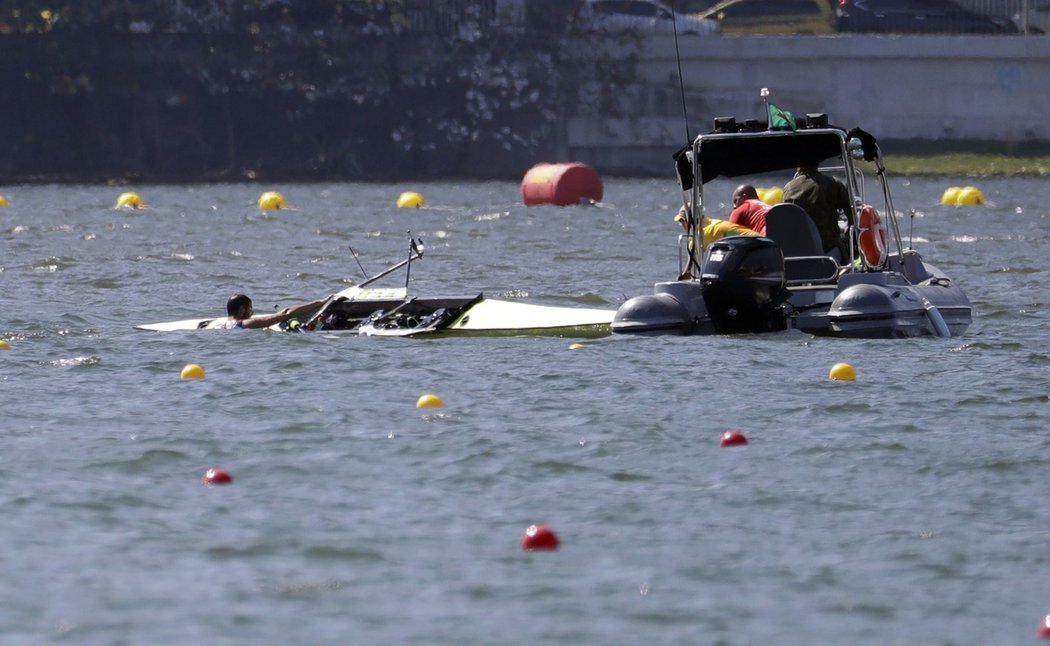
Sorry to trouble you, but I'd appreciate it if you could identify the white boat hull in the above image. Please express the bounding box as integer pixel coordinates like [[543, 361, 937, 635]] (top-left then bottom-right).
[[441, 299, 614, 337], [137, 296, 615, 338]]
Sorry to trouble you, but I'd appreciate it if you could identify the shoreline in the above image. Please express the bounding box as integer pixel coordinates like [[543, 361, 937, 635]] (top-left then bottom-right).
[[883, 153, 1050, 177], [2, 154, 1049, 185]]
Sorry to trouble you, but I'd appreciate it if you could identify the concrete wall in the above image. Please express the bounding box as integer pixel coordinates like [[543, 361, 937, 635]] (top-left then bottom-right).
[[566, 35, 1050, 175]]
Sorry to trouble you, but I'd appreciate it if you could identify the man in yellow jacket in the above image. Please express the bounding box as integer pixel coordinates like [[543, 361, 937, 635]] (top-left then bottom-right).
[[673, 205, 762, 279]]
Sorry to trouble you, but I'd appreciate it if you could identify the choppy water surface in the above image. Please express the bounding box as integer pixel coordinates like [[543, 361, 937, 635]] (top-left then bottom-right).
[[0, 176, 1048, 644]]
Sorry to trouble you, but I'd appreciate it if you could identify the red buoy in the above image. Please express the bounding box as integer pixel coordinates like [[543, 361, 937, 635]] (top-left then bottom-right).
[[521, 162, 602, 206], [1039, 615, 1050, 639], [521, 524, 559, 551], [201, 467, 233, 485], [720, 430, 748, 447]]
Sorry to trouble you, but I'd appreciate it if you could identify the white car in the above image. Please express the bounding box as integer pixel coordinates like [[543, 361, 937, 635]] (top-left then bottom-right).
[[573, 0, 721, 35]]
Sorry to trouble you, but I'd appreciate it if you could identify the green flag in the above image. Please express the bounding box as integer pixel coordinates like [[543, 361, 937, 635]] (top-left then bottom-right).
[[768, 103, 796, 131]]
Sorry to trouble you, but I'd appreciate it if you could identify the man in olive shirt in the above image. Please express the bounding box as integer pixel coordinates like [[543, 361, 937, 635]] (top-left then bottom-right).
[[782, 165, 855, 261]]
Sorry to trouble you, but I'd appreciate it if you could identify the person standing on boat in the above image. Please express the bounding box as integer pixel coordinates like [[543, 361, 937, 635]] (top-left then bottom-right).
[[782, 165, 855, 261], [211, 293, 330, 329], [728, 184, 769, 234]]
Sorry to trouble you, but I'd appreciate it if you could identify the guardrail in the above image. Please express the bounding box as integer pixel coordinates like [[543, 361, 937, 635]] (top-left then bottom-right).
[[488, 0, 1048, 37], [951, 0, 1045, 34]]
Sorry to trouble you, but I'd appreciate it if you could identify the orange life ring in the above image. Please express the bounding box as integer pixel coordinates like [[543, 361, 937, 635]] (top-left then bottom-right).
[[858, 205, 887, 267]]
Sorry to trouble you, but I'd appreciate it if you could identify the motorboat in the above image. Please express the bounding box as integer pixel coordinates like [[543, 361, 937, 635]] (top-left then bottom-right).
[[612, 96, 972, 338], [136, 241, 615, 338]]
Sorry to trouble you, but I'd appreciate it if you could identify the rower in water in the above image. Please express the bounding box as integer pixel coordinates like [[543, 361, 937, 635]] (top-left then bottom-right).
[[209, 293, 330, 329]]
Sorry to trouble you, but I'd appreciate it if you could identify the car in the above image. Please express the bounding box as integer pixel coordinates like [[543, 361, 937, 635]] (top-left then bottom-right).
[[1014, 0, 1050, 34], [836, 0, 1020, 34], [695, 0, 837, 34], [572, 0, 721, 35]]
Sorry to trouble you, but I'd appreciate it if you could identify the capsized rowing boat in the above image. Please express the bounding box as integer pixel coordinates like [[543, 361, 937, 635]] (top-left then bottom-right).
[[135, 288, 614, 338], [135, 242, 614, 338]]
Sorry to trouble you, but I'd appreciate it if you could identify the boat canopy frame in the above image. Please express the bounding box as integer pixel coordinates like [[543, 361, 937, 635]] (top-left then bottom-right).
[[674, 119, 903, 276]]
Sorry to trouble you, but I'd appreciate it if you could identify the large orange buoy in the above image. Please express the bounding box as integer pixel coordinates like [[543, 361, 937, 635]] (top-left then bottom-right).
[[521, 162, 602, 206]]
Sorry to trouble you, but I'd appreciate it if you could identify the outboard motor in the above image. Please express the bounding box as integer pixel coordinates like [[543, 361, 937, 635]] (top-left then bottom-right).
[[701, 236, 788, 334]]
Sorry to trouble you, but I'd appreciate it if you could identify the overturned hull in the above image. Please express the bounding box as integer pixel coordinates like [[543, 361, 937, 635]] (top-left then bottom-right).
[[135, 238, 615, 339], [137, 290, 615, 339], [354, 296, 615, 338]]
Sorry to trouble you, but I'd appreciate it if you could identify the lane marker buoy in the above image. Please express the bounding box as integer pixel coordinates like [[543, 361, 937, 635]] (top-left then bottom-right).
[[829, 362, 856, 381], [258, 191, 287, 210], [0, 339, 9, 350], [416, 393, 444, 408], [201, 468, 233, 485], [397, 191, 425, 208], [181, 363, 205, 380], [720, 430, 748, 447], [521, 524, 559, 551], [955, 186, 985, 206], [116, 192, 145, 209], [758, 186, 783, 204], [0, 194, 8, 207], [569, 342, 585, 350]]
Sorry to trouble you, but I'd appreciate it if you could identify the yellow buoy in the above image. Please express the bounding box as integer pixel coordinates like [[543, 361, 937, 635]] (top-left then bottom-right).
[[0, 339, 9, 350], [180, 363, 206, 380], [0, 194, 8, 207], [416, 393, 444, 409], [955, 186, 985, 207], [941, 186, 961, 206], [569, 343, 585, 350], [760, 186, 783, 205], [116, 192, 145, 209], [396, 191, 425, 208], [258, 191, 287, 210], [829, 362, 856, 381]]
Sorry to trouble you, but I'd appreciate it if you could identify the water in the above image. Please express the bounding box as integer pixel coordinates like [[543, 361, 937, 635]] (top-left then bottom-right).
[[0, 176, 1048, 645]]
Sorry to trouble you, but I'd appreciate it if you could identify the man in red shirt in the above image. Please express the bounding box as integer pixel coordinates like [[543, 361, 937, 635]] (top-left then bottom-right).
[[728, 184, 770, 234]]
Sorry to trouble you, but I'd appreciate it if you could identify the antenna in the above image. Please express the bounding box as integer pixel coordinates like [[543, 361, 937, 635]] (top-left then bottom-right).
[[760, 87, 770, 128], [669, 1, 691, 143]]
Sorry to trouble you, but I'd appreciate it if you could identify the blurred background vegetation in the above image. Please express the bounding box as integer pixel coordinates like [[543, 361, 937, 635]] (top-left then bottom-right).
[[0, 1, 608, 182], [1, 1, 1045, 182]]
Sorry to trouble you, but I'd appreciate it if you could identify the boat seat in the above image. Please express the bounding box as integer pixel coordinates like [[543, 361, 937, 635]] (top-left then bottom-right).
[[764, 203, 823, 256], [887, 249, 930, 284], [765, 203, 839, 285]]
